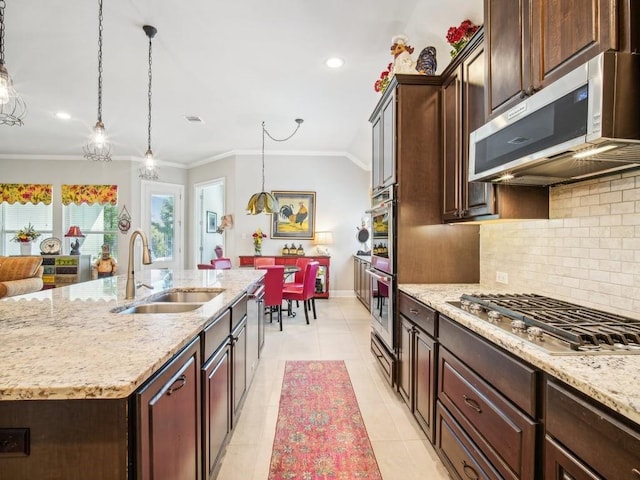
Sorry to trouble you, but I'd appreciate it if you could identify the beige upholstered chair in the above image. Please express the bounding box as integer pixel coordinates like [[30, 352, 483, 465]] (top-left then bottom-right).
[[0, 256, 44, 298]]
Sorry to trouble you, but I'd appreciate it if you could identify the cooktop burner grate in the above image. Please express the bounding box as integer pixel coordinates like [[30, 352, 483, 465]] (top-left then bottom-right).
[[457, 293, 640, 352]]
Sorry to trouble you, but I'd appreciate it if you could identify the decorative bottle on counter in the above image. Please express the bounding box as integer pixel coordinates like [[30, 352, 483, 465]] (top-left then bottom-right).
[[297, 244, 304, 256], [282, 244, 289, 255]]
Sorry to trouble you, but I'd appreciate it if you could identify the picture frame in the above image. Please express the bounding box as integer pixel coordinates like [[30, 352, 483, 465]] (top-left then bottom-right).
[[271, 191, 316, 239], [206, 211, 217, 233]]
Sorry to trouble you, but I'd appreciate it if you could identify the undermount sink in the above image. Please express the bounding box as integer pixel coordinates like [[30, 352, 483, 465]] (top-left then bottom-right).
[[151, 290, 224, 303], [118, 302, 204, 315]]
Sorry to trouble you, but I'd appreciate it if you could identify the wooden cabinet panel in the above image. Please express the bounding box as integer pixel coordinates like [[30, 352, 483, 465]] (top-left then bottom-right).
[[231, 316, 247, 424], [545, 379, 640, 479], [398, 292, 437, 337], [353, 256, 371, 310], [134, 337, 201, 480], [202, 344, 231, 480], [381, 93, 396, 188], [442, 66, 462, 220], [439, 348, 537, 480], [439, 315, 538, 417], [544, 436, 600, 480], [414, 329, 436, 442]]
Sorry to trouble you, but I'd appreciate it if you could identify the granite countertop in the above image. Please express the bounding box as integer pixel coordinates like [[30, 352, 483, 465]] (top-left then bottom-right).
[[399, 284, 640, 426], [0, 268, 264, 401]]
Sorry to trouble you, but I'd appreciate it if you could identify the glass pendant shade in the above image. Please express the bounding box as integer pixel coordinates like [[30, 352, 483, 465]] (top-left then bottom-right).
[[138, 25, 159, 181], [0, 67, 9, 104], [0, 2, 27, 127], [246, 191, 278, 215]]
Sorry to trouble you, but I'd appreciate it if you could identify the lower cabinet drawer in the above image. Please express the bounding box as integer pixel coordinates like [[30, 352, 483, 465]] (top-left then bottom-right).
[[370, 333, 394, 386], [436, 402, 500, 480], [544, 435, 600, 480], [546, 379, 640, 480], [439, 347, 537, 480]]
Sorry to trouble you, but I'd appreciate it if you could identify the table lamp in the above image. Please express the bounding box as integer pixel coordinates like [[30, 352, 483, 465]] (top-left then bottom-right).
[[314, 231, 333, 256], [65, 226, 85, 255]]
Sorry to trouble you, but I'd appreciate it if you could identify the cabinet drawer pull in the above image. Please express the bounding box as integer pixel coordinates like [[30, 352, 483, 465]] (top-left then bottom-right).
[[462, 461, 479, 480], [409, 308, 420, 315], [462, 395, 482, 413], [166, 375, 187, 395], [632, 468, 640, 478]]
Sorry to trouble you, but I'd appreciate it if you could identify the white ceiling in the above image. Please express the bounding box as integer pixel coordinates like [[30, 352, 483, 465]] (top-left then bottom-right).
[[0, 0, 482, 169]]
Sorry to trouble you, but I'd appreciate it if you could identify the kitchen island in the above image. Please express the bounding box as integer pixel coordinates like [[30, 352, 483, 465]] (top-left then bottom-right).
[[0, 268, 264, 479]]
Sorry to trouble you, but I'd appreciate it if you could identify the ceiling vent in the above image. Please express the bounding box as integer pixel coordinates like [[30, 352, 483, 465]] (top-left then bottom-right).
[[184, 115, 204, 124]]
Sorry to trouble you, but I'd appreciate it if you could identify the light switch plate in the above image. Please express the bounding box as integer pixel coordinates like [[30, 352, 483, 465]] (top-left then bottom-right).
[[496, 271, 509, 284]]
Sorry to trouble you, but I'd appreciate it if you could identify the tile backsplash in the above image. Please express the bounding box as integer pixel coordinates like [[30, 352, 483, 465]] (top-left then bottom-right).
[[480, 171, 640, 318]]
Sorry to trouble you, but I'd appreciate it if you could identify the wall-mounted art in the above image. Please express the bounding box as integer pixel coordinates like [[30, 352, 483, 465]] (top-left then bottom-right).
[[206, 211, 217, 233], [271, 191, 316, 240]]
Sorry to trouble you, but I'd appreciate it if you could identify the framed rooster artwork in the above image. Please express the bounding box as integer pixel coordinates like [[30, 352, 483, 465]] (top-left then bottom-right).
[[270, 191, 316, 240]]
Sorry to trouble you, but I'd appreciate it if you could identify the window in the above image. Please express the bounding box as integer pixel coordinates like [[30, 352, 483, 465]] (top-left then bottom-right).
[[64, 203, 119, 261], [1, 202, 53, 256]]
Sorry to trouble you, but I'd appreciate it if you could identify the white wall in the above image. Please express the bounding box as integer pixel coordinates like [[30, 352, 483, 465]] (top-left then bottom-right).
[[480, 171, 640, 319]]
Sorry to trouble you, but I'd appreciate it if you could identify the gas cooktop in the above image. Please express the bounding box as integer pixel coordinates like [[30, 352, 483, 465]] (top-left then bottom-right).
[[447, 293, 640, 355]]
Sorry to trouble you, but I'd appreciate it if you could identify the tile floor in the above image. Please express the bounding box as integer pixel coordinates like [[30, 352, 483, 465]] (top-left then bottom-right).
[[215, 297, 450, 480]]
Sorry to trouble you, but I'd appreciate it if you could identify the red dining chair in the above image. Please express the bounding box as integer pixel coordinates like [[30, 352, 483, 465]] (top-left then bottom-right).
[[210, 258, 232, 269], [197, 263, 216, 270], [254, 257, 276, 268], [262, 265, 285, 330], [286, 257, 313, 307], [282, 261, 319, 324]]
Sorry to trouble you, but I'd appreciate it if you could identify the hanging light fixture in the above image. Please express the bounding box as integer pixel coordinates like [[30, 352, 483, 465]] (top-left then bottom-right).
[[0, 0, 27, 126], [139, 25, 159, 180], [83, 0, 111, 161], [246, 118, 304, 215]]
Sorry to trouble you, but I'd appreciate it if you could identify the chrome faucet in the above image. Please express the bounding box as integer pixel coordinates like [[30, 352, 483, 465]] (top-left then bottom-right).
[[125, 229, 153, 299]]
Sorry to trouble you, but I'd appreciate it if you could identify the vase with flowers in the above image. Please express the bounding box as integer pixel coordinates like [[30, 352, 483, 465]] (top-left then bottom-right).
[[12, 223, 41, 255], [373, 63, 393, 94], [252, 228, 267, 255], [446, 19, 480, 58]]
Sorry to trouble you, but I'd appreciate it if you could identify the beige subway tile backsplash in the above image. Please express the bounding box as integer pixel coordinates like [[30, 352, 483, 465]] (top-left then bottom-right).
[[480, 171, 640, 318]]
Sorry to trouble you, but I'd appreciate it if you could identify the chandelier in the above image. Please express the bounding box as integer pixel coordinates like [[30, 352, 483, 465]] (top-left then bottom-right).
[[139, 25, 159, 181], [246, 118, 304, 215], [0, 0, 27, 126], [83, 0, 111, 161]]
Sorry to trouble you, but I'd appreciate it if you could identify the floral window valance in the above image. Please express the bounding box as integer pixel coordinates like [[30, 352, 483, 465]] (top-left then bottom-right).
[[0, 183, 52, 205], [62, 184, 118, 205]]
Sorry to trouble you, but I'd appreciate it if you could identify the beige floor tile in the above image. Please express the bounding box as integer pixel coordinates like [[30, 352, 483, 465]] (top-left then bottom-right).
[[215, 296, 448, 480]]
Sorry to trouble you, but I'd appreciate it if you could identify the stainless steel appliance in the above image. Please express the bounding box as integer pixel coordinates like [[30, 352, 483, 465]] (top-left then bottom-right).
[[469, 51, 640, 186], [448, 293, 640, 355], [367, 186, 395, 354]]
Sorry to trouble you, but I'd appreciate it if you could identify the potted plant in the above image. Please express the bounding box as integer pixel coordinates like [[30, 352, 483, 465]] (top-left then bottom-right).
[[12, 223, 41, 255]]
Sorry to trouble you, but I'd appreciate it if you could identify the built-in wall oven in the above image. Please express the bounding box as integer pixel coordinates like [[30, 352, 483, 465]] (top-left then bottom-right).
[[367, 186, 395, 355]]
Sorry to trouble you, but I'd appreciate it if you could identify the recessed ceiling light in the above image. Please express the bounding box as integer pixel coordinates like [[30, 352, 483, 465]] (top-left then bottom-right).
[[184, 115, 204, 124], [326, 57, 344, 69], [56, 112, 71, 120]]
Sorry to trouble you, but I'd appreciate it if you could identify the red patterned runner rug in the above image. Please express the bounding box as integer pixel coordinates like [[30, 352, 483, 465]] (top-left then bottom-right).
[[268, 360, 383, 480]]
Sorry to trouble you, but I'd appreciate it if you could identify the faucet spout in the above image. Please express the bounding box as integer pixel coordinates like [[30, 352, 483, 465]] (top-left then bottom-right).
[[125, 229, 153, 299]]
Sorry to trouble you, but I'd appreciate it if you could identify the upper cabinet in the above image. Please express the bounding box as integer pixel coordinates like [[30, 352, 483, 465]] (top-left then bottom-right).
[[485, 0, 625, 118], [442, 29, 549, 223], [370, 88, 396, 193]]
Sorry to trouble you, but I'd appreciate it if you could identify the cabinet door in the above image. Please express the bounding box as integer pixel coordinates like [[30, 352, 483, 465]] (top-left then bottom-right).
[[485, 0, 531, 116], [442, 66, 462, 221], [398, 316, 413, 406], [544, 436, 600, 480], [203, 344, 231, 480], [231, 317, 247, 424], [414, 329, 435, 442], [371, 115, 382, 190], [463, 44, 494, 218], [531, 0, 618, 90], [135, 338, 201, 480], [381, 92, 396, 188]]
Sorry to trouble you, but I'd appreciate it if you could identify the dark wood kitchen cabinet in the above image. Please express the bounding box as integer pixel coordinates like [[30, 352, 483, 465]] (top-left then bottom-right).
[[397, 292, 437, 442], [435, 316, 538, 480], [353, 256, 371, 311], [230, 294, 248, 425], [545, 379, 640, 480], [442, 28, 549, 223], [485, 0, 626, 118], [371, 89, 396, 192], [134, 337, 202, 480]]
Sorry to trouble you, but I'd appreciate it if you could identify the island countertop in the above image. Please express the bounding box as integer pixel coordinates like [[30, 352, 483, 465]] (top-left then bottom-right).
[[399, 283, 640, 426], [0, 268, 264, 401]]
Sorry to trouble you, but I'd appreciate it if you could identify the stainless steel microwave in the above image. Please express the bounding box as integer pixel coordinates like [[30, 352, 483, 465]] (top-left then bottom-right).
[[469, 51, 640, 186]]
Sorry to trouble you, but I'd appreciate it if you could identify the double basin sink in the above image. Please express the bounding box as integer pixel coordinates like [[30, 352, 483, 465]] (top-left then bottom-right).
[[115, 289, 224, 314]]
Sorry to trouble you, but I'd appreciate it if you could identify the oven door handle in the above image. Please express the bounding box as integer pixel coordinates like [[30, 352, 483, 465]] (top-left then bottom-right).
[[366, 200, 393, 214], [366, 269, 390, 282]]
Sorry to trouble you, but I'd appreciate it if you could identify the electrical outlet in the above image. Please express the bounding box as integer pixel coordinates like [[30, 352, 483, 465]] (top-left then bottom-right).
[[496, 271, 509, 284]]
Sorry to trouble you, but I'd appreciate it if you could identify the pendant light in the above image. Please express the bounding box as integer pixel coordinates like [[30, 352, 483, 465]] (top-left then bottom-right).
[[246, 118, 304, 215], [83, 0, 111, 161], [139, 25, 159, 180], [0, 0, 27, 126]]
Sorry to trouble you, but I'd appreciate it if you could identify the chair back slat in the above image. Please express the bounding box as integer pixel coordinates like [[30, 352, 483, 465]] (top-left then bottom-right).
[[263, 265, 285, 307], [254, 257, 276, 268]]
